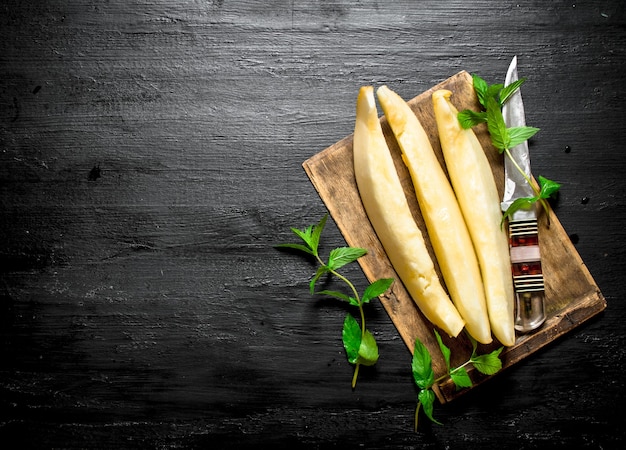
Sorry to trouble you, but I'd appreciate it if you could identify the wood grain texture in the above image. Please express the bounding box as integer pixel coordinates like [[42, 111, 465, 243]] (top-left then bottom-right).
[[1, 0, 625, 448]]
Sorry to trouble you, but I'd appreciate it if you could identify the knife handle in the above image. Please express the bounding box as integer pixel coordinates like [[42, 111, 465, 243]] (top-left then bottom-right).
[[509, 219, 546, 332]]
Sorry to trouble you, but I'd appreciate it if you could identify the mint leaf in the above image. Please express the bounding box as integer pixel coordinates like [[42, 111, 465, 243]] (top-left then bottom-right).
[[486, 96, 509, 152], [309, 265, 330, 294], [508, 126, 540, 149], [277, 214, 328, 257], [486, 83, 504, 105], [309, 214, 328, 255], [316, 289, 356, 305], [342, 316, 379, 366], [342, 314, 362, 364], [538, 175, 561, 199], [502, 176, 561, 225], [502, 196, 537, 224], [361, 278, 394, 304], [357, 329, 379, 366], [292, 224, 314, 248], [472, 74, 489, 108], [328, 246, 367, 271], [275, 242, 315, 256], [418, 389, 441, 425], [434, 329, 451, 371], [412, 338, 434, 390], [458, 109, 487, 129], [450, 366, 473, 389], [499, 78, 526, 105], [471, 347, 503, 375]]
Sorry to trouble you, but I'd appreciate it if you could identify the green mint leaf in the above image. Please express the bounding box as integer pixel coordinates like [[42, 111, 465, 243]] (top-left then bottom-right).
[[310, 265, 330, 294], [418, 389, 441, 425], [499, 78, 526, 105], [275, 242, 315, 256], [342, 314, 362, 364], [342, 316, 378, 366], [538, 175, 561, 199], [507, 126, 540, 149], [486, 96, 509, 152], [292, 225, 314, 247], [450, 366, 473, 389], [472, 74, 489, 108], [309, 214, 328, 256], [471, 347, 503, 376], [284, 215, 328, 256], [357, 329, 379, 366], [276, 215, 330, 257], [434, 329, 451, 371], [501, 196, 537, 225], [501, 176, 560, 225], [412, 338, 435, 390], [316, 289, 356, 305], [458, 109, 487, 129], [486, 83, 504, 105], [327, 247, 367, 271], [361, 278, 394, 304]]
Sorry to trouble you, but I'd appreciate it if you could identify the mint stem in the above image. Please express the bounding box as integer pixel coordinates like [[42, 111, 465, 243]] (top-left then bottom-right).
[[328, 265, 366, 389], [352, 363, 361, 389], [414, 401, 422, 432]]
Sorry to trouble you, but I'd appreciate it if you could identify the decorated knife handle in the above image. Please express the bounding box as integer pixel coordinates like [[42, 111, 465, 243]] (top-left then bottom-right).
[[509, 219, 546, 332]]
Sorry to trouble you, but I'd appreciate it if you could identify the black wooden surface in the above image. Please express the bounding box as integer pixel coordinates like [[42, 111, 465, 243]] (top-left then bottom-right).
[[1, 1, 624, 448]]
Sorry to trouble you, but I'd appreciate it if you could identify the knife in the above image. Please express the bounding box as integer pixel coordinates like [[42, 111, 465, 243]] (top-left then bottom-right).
[[501, 56, 546, 332]]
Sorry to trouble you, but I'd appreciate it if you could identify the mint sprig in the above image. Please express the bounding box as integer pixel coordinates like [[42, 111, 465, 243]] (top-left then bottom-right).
[[412, 330, 503, 430], [458, 74, 560, 225], [277, 214, 394, 388], [502, 175, 561, 224]]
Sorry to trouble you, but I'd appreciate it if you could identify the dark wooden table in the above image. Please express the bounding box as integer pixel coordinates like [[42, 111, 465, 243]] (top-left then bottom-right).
[[1, 1, 624, 448]]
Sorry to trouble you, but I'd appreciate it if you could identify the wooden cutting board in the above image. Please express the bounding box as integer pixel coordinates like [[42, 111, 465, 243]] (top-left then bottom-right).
[[302, 71, 607, 404]]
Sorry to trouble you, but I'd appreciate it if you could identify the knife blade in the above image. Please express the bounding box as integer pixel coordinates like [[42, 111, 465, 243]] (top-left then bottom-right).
[[501, 56, 546, 333]]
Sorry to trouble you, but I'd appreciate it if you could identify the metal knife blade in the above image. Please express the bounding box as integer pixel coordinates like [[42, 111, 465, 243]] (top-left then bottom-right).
[[501, 56, 546, 333], [501, 56, 536, 219]]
